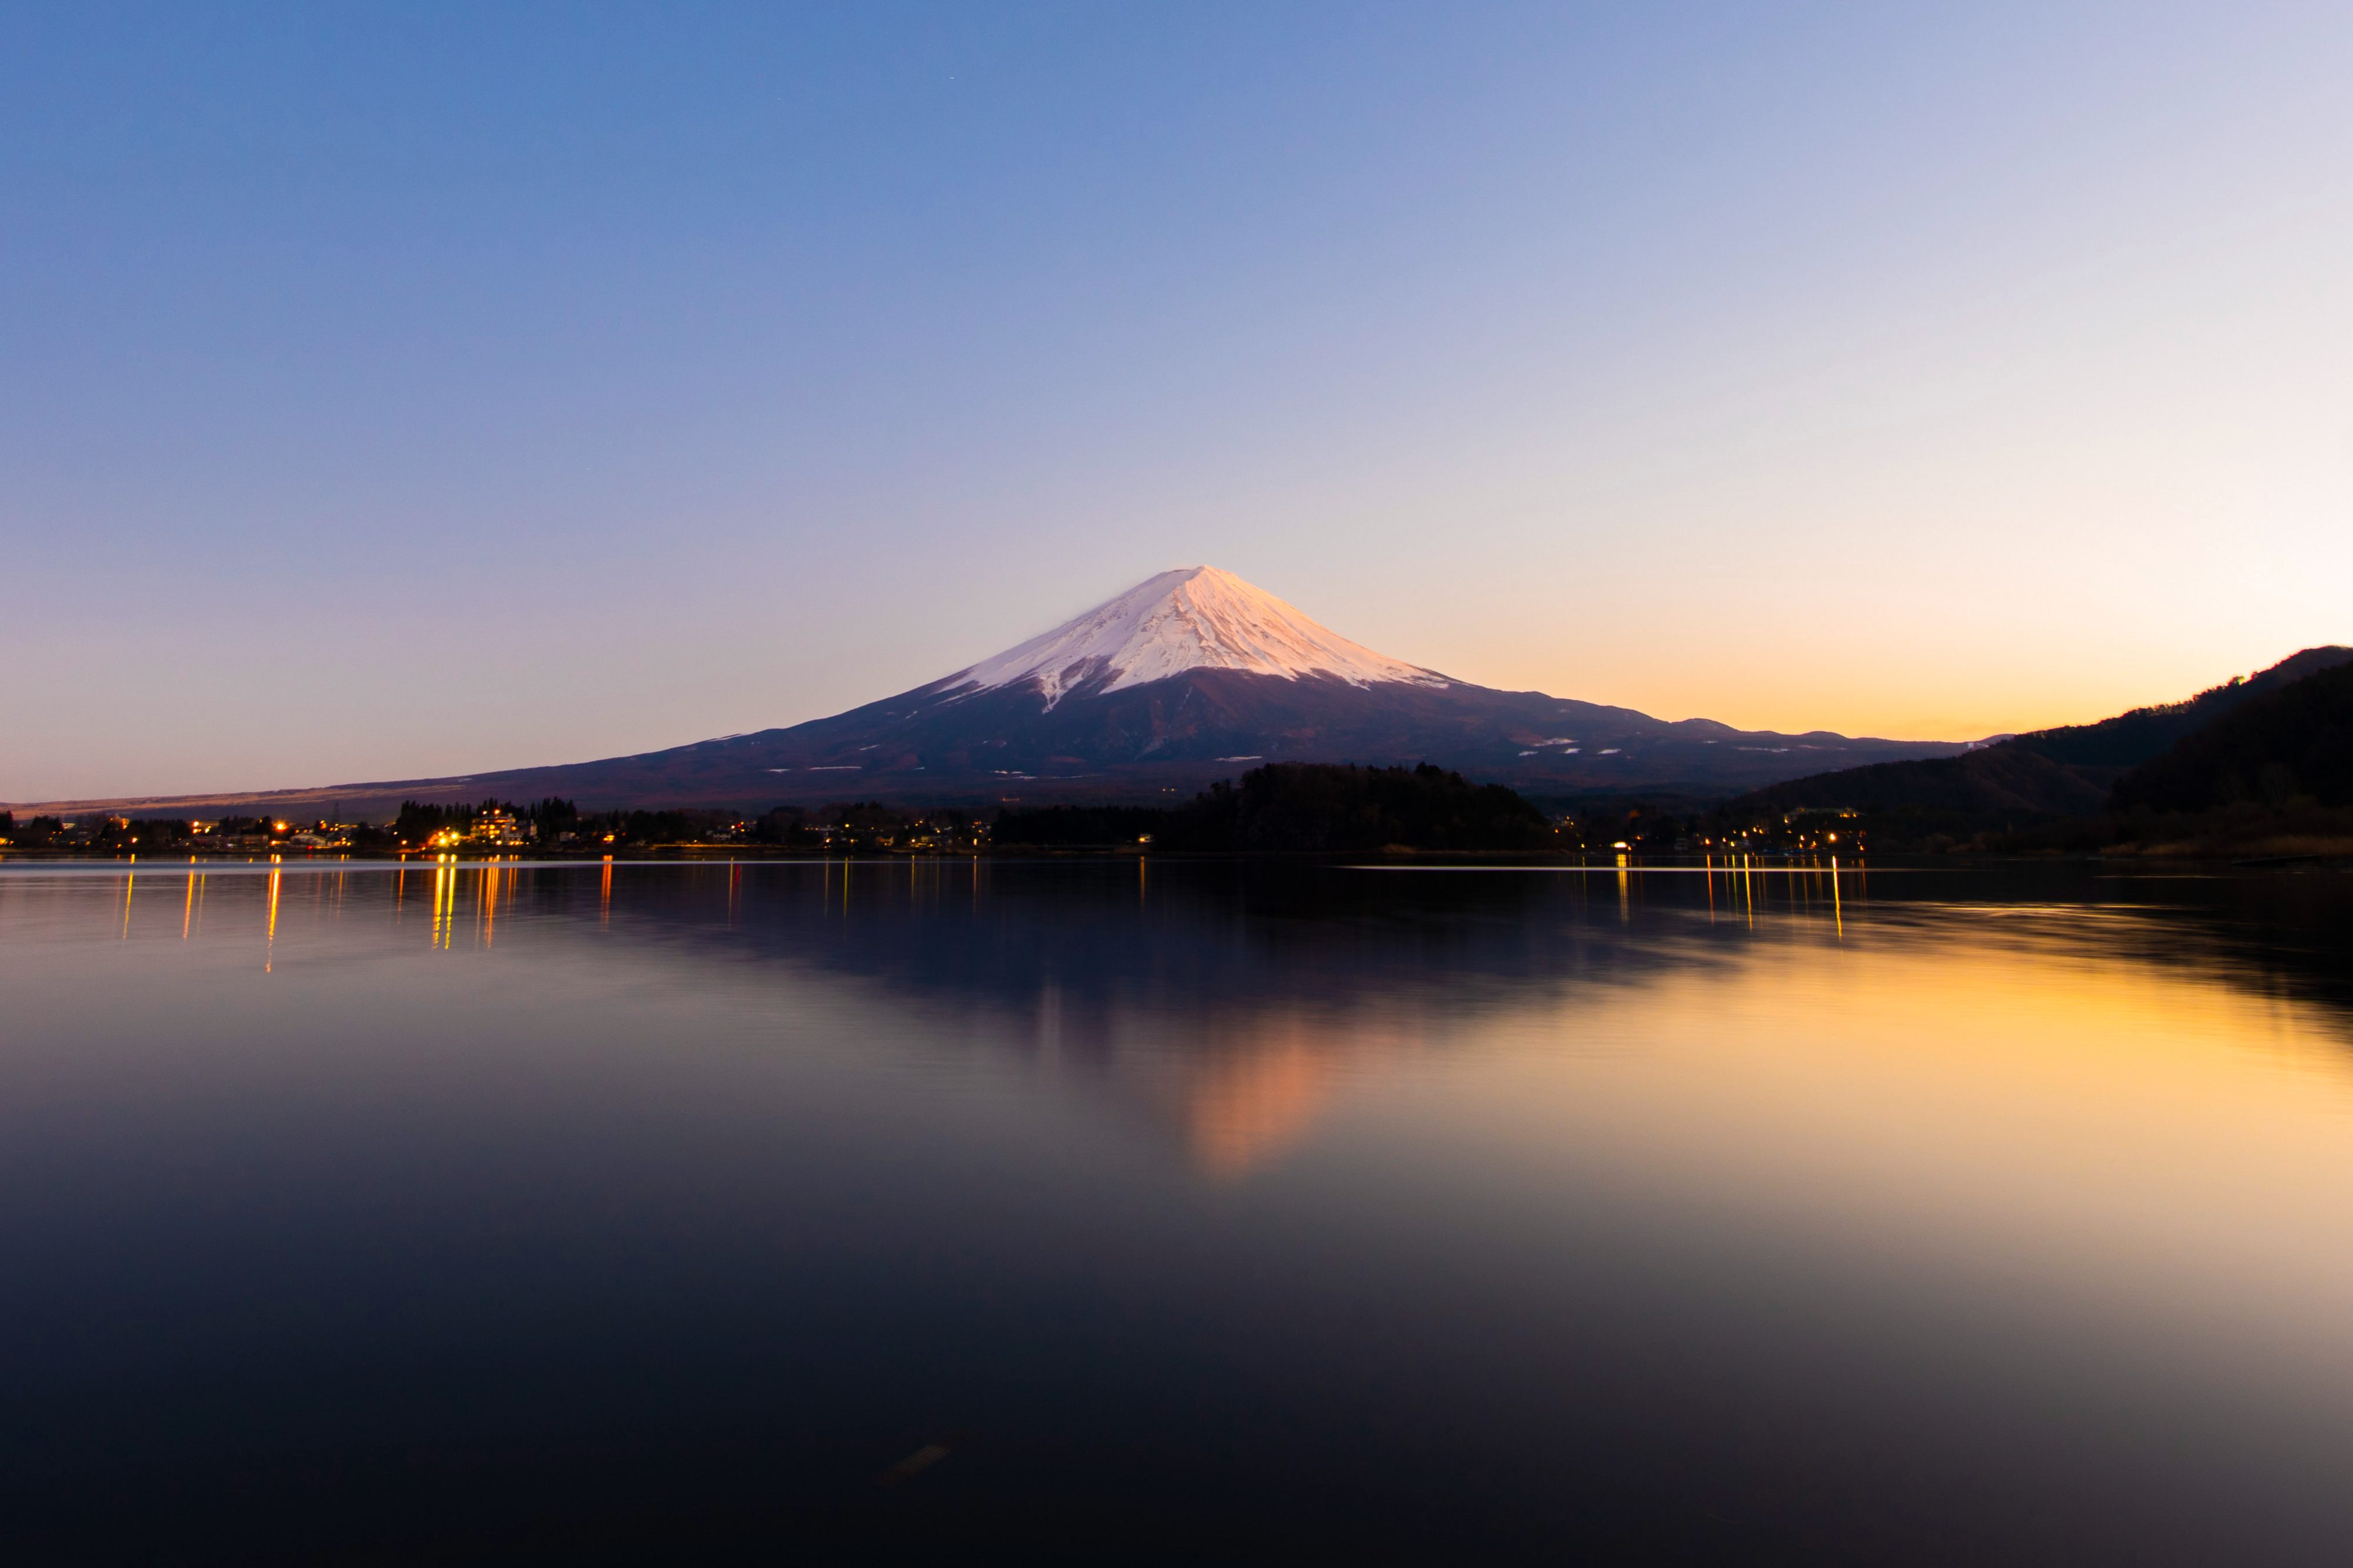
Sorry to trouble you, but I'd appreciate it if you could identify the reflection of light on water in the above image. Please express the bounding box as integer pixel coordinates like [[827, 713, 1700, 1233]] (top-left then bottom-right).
[[40, 861, 2353, 1348], [1003, 872, 2353, 1214], [264, 861, 280, 972], [1025, 985, 1357, 1179], [28, 858, 2353, 1390], [1412, 920, 2353, 1380], [990, 891, 2353, 1355], [1182, 1033, 1339, 1179], [431, 857, 455, 950]]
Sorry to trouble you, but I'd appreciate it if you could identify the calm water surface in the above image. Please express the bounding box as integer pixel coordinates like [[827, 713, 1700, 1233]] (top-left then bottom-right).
[[4, 856, 2353, 1561]]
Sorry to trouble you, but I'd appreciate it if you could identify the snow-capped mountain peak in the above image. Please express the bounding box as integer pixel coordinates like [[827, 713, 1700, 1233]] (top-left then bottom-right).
[[943, 566, 1448, 706]]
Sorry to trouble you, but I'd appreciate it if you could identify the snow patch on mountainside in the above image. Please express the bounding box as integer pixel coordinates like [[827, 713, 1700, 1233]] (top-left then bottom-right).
[[942, 566, 1447, 707]]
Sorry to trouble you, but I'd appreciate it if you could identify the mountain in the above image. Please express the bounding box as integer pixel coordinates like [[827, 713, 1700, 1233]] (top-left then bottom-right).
[[1718, 646, 2353, 825], [12, 567, 1974, 819], [952, 566, 1445, 702]]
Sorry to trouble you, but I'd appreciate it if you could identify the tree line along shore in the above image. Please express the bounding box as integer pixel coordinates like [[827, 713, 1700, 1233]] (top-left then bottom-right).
[[0, 765, 1571, 859]]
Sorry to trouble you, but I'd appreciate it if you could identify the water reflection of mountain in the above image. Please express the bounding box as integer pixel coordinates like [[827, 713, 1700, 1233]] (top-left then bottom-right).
[[511, 858, 2353, 1173], [548, 860, 1764, 1175]]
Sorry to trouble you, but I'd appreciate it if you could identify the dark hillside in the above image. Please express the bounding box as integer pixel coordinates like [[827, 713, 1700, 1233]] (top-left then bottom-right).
[[1724, 745, 2111, 822], [1171, 762, 1553, 852], [2010, 645, 2353, 767], [1714, 646, 2353, 829], [2112, 662, 2353, 813]]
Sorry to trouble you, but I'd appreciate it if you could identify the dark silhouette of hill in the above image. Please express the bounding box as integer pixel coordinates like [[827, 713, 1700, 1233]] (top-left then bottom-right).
[[1717, 647, 2353, 826], [2112, 661, 2353, 813], [2010, 645, 2353, 766], [1725, 746, 2112, 821]]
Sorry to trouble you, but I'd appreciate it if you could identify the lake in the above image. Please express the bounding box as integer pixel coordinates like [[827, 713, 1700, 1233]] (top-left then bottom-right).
[[4, 855, 2352, 1561]]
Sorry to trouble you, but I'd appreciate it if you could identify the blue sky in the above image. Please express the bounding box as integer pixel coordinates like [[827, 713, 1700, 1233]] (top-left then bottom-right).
[[5, 2, 2349, 799]]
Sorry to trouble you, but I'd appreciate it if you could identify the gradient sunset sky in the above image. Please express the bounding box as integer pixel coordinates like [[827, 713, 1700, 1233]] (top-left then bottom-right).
[[5, 3, 2349, 800]]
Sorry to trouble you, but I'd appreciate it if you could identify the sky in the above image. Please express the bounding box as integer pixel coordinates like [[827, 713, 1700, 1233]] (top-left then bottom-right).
[[4, 2, 2350, 801]]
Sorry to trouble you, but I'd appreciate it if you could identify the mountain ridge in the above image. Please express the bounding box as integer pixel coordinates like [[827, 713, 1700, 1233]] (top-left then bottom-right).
[[1718, 646, 2353, 825]]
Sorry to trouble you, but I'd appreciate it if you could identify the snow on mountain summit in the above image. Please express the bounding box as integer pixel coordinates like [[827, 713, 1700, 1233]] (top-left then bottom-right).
[[944, 566, 1447, 706]]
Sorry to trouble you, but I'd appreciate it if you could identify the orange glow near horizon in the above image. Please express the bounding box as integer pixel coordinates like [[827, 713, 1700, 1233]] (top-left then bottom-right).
[[1431, 637, 2305, 746]]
